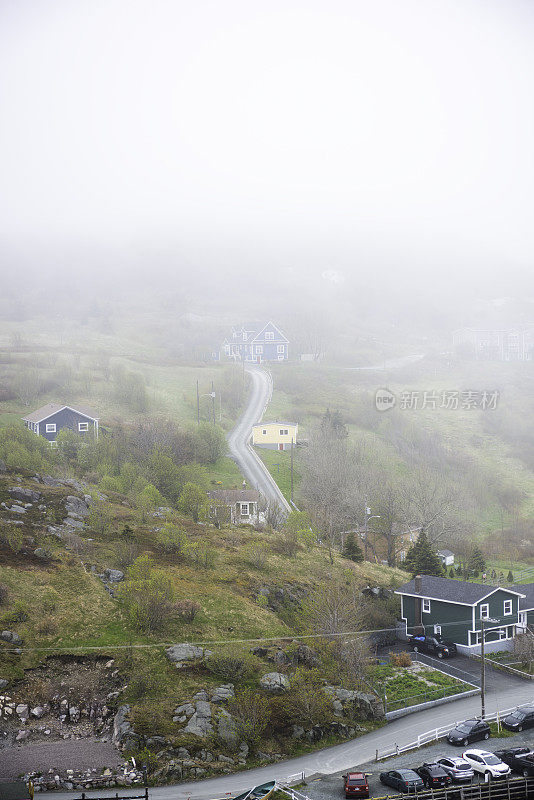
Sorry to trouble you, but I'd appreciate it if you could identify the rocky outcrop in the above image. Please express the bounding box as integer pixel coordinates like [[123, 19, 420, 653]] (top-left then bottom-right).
[[260, 672, 290, 693], [324, 686, 385, 720], [165, 643, 212, 666], [183, 700, 213, 737], [113, 705, 139, 750], [216, 709, 239, 747], [9, 487, 41, 503], [1, 630, 22, 645], [211, 684, 234, 703], [65, 495, 90, 517], [102, 568, 124, 583]]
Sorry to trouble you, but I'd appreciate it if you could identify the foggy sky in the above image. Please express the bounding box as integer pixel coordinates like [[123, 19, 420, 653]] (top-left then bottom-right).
[[1, 0, 534, 288]]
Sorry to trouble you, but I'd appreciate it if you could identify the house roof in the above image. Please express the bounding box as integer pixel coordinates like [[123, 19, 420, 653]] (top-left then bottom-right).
[[396, 575, 526, 606], [22, 403, 99, 423], [516, 585, 534, 611], [251, 321, 289, 343], [252, 421, 298, 428], [207, 489, 260, 503], [437, 549, 454, 558]]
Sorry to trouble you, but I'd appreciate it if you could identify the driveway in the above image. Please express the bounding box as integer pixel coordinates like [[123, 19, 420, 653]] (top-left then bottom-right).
[[227, 366, 290, 512]]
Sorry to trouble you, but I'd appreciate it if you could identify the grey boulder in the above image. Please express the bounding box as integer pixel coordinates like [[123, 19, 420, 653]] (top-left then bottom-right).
[[260, 672, 290, 693], [9, 487, 41, 503], [1, 631, 22, 645], [165, 644, 212, 664]]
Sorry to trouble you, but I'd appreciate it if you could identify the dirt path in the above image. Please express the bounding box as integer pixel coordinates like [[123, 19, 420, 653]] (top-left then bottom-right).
[[0, 738, 122, 781]]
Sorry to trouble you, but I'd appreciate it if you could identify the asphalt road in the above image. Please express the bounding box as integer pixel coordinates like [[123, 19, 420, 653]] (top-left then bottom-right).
[[43, 658, 534, 800], [226, 365, 290, 512]]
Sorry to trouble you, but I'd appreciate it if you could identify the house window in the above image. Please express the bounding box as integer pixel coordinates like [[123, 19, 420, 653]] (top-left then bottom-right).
[[262, 429, 267, 435], [422, 599, 431, 613], [45, 423, 56, 433], [277, 354, 284, 360], [480, 603, 489, 619], [265, 331, 274, 340], [240, 503, 249, 516], [277, 344, 285, 353], [434, 625, 442, 635], [504, 599, 513, 616], [242, 332, 247, 341], [78, 422, 89, 432], [50, 440, 58, 448], [256, 345, 263, 354], [280, 429, 289, 436]]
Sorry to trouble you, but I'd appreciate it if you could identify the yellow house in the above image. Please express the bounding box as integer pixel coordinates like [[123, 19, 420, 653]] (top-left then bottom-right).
[[252, 421, 298, 451]]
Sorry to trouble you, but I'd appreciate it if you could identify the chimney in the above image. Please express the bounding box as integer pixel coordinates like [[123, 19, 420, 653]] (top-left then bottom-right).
[[415, 575, 422, 593]]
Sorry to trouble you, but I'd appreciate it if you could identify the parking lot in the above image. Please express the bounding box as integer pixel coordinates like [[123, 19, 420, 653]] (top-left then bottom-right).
[[302, 729, 534, 800]]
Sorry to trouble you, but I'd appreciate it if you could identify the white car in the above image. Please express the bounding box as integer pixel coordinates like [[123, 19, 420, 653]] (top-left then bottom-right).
[[462, 749, 511, 780]]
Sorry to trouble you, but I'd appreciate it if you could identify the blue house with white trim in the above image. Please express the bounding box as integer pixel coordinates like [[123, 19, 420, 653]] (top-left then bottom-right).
[[22, 403, 99, 445], [216, 321, 289, 363], [396, 574, 527, 655]]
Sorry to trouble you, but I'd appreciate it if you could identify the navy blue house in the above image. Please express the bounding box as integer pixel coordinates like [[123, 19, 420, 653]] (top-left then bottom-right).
[[22, 403, 99, 444]]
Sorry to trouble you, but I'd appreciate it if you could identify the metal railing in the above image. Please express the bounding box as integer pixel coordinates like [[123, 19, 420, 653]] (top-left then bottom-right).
[[385, 683, 473, 713], [412, 651, 482, 687], [370, 777, 534, 800], [375, 703, 526, 761]]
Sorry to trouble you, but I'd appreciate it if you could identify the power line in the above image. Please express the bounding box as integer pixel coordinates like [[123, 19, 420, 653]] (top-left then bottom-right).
[[0, 616, 494, 654]]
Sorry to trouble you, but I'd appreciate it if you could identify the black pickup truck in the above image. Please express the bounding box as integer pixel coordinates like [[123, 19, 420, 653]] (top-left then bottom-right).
[[494, 748, 534, 777], [408, 634, 457, 658]]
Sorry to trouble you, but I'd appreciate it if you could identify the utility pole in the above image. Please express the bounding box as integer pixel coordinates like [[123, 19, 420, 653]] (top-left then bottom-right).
[[211, 380, 216, 425], [290, 437, 294, 504], [196, 380, 200, 425], [480, 616, 498, 718], [480, 617, 486, 719]]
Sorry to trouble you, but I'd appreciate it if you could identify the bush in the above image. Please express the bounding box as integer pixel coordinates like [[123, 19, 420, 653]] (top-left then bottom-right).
[[271, 533, 301, 558], [389, 651, 412, 667], [1, 602, 29, 625], [175, 599, 201, 622], [156, 525, 189, 558], [241, 545, 270, 570], [206, 653, 254, 681], [0, 583, 8, 605], [36, 619, 58, 636], [118, 555, 175, 633], [228, 689, 270, 750]]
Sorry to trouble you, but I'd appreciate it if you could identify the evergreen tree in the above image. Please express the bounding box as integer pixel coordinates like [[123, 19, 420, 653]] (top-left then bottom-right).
[[449, 567, 455, 579], [507, 570, 514, 583], [468, 546, 486, 576], [404, 530, 443, 577], [342, 532, 364, 563]]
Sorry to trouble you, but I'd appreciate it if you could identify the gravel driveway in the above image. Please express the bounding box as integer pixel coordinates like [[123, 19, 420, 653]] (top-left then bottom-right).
[[0, 739, 122, 781]]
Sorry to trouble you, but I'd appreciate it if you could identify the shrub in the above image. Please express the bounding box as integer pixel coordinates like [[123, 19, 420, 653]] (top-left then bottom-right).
[[0, 583, 8, 605], [175, 599, 201, 622], [390, 651, 412, 667], [271, 533, 301, 558], [228, 689, 270, 750], [206, 653, 254, 681], [156, 524, 189, 558], [114, 541, 141, 570], [188, 542, 217, 569], [36, 619, 58, 636], [118, 555, 175, 633], [1, 602, 29, 625], [241, 545, 270, 570]]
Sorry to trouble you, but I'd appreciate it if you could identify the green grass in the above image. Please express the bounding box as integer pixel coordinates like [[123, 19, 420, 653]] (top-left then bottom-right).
[[371, 664, 473, 711], [256, 447, 301, 501]]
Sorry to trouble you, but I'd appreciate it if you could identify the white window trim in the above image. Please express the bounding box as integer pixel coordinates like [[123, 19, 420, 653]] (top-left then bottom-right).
[[78, 422, 89, 432], [434, 625, 441, 635], [280, 429, 288, 436], [240, 503, 249, 516], [503, 599, 513, 616], [480, 603, 489, 619], [256, 345, 263, 353], [262, 429, 267, 435], [422, 598, 431, 613], [277, 344, 285, 353], [45, 423, 57, 433], [265, 331, 274, 340]]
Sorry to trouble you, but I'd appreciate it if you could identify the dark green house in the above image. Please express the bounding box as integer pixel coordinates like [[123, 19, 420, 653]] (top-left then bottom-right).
[[396, 575, 527, 654]]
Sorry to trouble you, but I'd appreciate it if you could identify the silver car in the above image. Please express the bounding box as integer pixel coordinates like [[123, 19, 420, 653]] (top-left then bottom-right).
[[437, 756, 475, 782]]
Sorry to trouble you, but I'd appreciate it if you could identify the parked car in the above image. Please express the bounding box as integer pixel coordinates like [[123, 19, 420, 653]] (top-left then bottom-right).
[[494, 747, 534, 777], [408, 634, 457, 659], [0, 784, 32, 800], [343, 772, 369, 798], [462, 749, 511, 780], [447, 718, 491, 746], [379, 770, 424, 793], [415, 762, 452, 788], [436, 756, 475, 782], [502, 706, 534, 732]]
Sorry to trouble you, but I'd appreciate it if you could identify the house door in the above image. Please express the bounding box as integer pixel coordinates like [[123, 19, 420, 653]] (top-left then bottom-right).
[[279, 443, 284, 451]]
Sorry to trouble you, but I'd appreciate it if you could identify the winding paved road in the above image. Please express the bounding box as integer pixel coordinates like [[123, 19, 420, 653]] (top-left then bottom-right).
[[227, 365, 291, 513]]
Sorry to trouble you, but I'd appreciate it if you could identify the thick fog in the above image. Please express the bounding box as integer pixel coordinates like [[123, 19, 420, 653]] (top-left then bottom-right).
[[1, 0, 534, 297]]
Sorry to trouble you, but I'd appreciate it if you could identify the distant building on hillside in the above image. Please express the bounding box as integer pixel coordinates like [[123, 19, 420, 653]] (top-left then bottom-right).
[[214, 321, 289, 363], [453, 325, 534, 361], [252, 421, 298, 451], [207, 488, 261, 525], [22, 403, 99, 445], [437, 549, 455, 567]]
